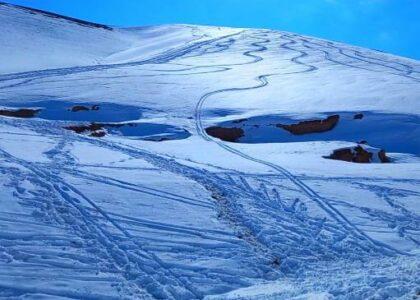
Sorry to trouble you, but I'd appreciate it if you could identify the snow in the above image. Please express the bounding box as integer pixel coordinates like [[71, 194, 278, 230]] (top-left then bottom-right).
[[0, 2, 419, 299]]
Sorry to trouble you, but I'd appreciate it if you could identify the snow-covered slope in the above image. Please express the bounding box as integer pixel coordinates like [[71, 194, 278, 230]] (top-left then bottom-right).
[[0, 2, 235, 73], [0, 2, 419, 299]]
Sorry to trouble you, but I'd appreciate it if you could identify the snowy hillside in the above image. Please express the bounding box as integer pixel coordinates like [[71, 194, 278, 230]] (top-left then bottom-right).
[[0, 2, 419, 299]]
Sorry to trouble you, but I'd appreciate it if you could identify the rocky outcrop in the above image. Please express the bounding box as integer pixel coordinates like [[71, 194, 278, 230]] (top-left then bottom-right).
[[326, 146, 391, 163], [277, 114, 340, 135], [205, 126, 244, 142], [352, 146, 372, 163], [0, 108, 40, 118], [327, 148, 354, 162]]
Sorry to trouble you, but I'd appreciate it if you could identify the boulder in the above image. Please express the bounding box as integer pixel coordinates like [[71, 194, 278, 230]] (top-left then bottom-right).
[[354, 113, 364, 120], [69, 105, 100, 112], [277, 114, 340, 135], [0, 108, 40, 118], [205, 126, 244, 142], [64, 123, 104, 134], [353, 146, 372, 163], [326, 145, 390, 163], [378, 150, 391, 163], [328, 148, 354, 162], [70, 105, 90, 112]]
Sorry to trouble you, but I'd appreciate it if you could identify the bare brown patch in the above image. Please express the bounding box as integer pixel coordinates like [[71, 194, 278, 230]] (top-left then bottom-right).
[[277, 115, 340, 135], [0, 108, 40, 118], [326, 146, 390, 163], [205, 126, 244, 142], [352, 146, 372, 163]]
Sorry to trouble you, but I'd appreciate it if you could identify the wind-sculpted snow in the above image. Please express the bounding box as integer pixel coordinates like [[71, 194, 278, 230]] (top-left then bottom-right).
[[0, 3, 419, 299]]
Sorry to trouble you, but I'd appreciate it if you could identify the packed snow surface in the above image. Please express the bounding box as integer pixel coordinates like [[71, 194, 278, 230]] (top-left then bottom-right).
[[0, 2, 419, 299]]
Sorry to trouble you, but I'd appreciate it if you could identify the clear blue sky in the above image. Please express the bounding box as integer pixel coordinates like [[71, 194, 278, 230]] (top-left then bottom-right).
[[6, 0, 420, 60]]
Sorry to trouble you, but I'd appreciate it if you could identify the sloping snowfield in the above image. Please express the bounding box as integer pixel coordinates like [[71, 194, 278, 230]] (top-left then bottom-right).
[[0, 2, 419, 299]]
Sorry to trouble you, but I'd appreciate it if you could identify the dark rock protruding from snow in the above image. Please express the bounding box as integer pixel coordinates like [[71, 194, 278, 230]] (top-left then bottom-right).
[[378, 150, 391, 163], [354, 113, 364, 120], [353, 146, 373, 163], [0, 108, 40, 118], [69, 105, 100, 112], [326, 145, 391, 163], [277, 115, 340, 135], [206, 126, 244, 142]]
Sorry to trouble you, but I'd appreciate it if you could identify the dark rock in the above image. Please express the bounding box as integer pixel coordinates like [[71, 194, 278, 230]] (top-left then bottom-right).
[[205, 126, 244, 142], [358, 140, 368, 144], [378, 150, 391, 163], [353, 146, 372, 163], [232, 118, 248, 124], [0, 108, 40, 118], [64, 123, 104, 134], [354, 113, 364, 120], [90, 130, 106, 138], [70, 105, 90, 112], [327, 148, 354, 162], [277, 114, 340, 135], [326, 146, 391, 163], [69, 105, 100, 112]]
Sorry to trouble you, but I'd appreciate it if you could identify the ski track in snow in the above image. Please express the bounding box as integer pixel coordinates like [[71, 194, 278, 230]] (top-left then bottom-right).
[[0, 18, 419, 300]]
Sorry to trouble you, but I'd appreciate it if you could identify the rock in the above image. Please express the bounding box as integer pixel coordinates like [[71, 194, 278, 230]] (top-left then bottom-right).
[[90, 130, 106, 137], [358, 140, 368, 144], [0, 108, 40, 118], [328, 148, 354, 162], [378, 150, 391, 163], [232, 118, 248, 124], [70, 105, 90, 112], [353, 146, 372, 163], [69, 105, 100, 112], [64, 123, 104, 134], [354, 113, 364, 120], [277, 114, 340, 135], [205, 126, 244, 142], [326, 145, 390, 163]]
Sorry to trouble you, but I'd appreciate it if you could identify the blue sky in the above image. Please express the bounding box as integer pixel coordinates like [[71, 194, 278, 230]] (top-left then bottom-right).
[[6, 0, 420, 59]]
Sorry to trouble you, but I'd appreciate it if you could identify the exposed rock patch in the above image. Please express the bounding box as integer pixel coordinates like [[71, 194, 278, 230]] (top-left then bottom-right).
[[64, 123, 105, 134], [277, 115, 340, 135], [232, 118, 248, 124], [0, 108, 40, 118], [354, 113, 364, 120], [378, 150, 391, 163], [353, 146, 372, 163], [205, 126, 244, 142], [325, 146, 391, 163], [69, 105, 100, 112], [65, 122, 190, 141]]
